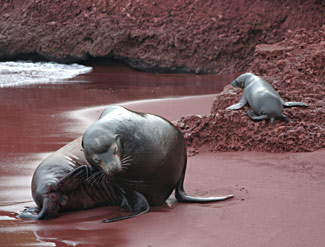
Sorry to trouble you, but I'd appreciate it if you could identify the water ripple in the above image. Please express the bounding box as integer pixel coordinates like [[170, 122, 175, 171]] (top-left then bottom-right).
[[0, 61, 92, 87]]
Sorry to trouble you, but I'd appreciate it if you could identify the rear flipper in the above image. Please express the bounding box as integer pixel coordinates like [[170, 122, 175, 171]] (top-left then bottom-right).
[[103, 189, 150, 223], [247, 110, 290, 124], [18, 166, 90, 220], [283, 102, 308, 108], [17, 192, 66, 220], [175, 170, 233, 203], [247, 110, 269, 121]]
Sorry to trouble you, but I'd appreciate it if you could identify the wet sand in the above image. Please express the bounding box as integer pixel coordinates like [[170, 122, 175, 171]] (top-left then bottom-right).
[[1, 63, 325, 246]]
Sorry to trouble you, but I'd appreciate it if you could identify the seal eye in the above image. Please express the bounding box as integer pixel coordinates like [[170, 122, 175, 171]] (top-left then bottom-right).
[[94, 158, 101, 164]]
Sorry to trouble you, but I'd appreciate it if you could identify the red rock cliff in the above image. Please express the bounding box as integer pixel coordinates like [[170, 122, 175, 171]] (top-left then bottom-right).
[[0, 0, 324, 73]]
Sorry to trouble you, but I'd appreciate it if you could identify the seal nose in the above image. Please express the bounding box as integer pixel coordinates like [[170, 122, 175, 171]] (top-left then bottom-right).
[[101, 159, 122, 174]]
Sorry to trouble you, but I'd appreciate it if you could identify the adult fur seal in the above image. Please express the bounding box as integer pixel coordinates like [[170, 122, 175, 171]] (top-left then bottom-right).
[[226, 73, 308, 124], [18, 106, 233, 222]]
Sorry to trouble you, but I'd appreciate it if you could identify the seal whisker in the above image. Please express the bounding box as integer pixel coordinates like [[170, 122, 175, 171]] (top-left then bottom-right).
[[99, 173, 117, 204], [100, 172, 107, 185], [86, 171, 100, 183], [87, 171, 106, 188], [121, 162, 131, 168], [121, 155, 133, 163], [123, 158, 133, 164], [96, 172, 105, 187], [119, 162, 131, 174]]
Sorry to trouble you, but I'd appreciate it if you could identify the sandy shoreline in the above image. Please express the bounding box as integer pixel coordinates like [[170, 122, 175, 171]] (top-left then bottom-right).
[[1, 95, 325, 247], [67, 94, 217, 132]]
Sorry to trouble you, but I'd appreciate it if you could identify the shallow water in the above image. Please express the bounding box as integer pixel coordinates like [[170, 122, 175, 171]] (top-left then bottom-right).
[[0, 61, 92, 87], [0, 59, 233, 154], [0, 59, 233, 246]]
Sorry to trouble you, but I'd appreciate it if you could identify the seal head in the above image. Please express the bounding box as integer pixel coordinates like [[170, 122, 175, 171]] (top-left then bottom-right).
[[82, 127, 122, 174], [231, 72, 254, 88]]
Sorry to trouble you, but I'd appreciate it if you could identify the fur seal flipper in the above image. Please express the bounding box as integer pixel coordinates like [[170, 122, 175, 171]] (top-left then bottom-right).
[[103, 189, 149, 223], [226, 73, 308, 124], [175, 162, 234, 203], [283, 102, 309, 107]]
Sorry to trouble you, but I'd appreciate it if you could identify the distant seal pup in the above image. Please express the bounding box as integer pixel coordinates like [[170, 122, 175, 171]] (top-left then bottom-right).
[[226, 73, 308, 124], [18, 106, 233, 223]]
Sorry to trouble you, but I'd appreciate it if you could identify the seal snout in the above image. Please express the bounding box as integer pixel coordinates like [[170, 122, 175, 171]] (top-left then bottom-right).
[[88, 144, 123, 174], [99, 159, 122, 174], [231, 79, 245, 89]]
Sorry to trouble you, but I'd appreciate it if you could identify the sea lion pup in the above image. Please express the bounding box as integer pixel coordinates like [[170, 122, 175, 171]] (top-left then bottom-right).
[[82, 106, 233, 222], [17, 137, 100, 220], [226, 73, 308, 124], [18, 106, 233, 223]]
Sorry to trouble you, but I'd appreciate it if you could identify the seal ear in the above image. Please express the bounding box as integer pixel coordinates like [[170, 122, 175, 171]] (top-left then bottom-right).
[[115, 135, 121, 148]]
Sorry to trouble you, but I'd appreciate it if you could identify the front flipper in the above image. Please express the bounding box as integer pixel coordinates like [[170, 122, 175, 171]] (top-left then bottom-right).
[[175, 169, 233, 203], [102, 189, 150, 223], [226, 94, 248, 110], [56, 165, 92, 193], [283, 102, 309, 108]]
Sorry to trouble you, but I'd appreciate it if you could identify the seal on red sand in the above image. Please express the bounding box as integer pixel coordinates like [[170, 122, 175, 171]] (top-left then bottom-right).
[[18, 106, 233, 222], [226, 73, 308, 124]]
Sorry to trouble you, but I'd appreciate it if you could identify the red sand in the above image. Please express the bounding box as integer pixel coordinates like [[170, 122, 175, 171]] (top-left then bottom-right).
[[1, 95, 325, 247]]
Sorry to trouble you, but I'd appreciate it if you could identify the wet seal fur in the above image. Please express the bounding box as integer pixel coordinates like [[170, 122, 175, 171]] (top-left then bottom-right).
[[18, 106, 233, 222], [226, 73, 308, 124]]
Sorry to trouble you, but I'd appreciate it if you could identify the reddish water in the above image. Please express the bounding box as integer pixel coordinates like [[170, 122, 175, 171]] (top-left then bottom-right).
[[0, 60, 233, 246]]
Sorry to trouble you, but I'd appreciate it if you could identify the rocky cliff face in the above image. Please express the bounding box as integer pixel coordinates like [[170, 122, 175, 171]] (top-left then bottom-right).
[[0, 0, 324, 73]]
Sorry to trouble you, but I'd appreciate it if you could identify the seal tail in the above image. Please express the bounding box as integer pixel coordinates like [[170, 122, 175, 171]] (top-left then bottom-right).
[[175, 155, 234, 203]]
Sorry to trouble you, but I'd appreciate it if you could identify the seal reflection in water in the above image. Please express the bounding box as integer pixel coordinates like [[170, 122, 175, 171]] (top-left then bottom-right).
[[18, 106, 233, 222], [226, 73, 308, 124]]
